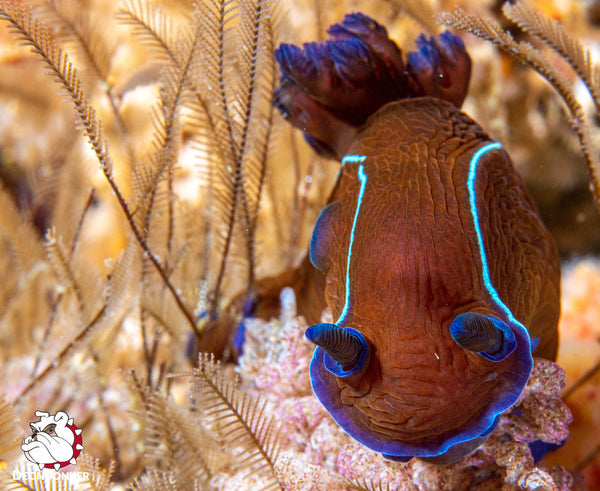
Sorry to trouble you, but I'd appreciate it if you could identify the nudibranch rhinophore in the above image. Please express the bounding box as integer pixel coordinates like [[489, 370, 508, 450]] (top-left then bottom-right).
[[274, 13, 561, 464]]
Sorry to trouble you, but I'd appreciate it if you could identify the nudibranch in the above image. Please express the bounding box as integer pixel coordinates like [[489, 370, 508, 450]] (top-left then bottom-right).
[[274, 13, 561, 464]]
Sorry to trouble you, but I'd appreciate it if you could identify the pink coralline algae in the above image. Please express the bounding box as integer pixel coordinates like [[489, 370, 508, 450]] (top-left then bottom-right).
[[233, 287, 575, 490]]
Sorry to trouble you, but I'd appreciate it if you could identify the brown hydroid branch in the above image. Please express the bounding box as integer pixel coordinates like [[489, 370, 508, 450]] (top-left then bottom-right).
[[439, 7, 600, 212], [175, 353, 283, 490], [502, 0, 600, 113], [0, 1, 198, 334]]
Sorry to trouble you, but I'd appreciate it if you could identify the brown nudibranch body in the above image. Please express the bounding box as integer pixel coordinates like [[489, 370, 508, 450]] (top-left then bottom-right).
[[275, 13, 560, 463]]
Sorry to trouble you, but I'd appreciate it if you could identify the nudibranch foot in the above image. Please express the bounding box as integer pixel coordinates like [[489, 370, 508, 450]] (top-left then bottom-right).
[[232, 298, 257, 356], [417, 416, 500, 465], [274, 13, 471, 159], [383, 415, 499, 465]]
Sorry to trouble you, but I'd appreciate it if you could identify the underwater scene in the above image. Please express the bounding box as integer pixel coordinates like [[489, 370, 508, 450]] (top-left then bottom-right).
[[0, 0, 599, 489]]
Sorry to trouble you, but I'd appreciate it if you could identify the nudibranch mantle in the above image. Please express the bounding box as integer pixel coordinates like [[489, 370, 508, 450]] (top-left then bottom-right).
[[334, 143, 531, 345], [337, 156, 367, 325], [274, 13, 560, 464], [309, 132, 545, 462]]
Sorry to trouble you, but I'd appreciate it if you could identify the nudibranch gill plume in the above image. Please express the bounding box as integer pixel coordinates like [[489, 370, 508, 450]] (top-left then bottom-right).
[[274, 13, 561, 464]]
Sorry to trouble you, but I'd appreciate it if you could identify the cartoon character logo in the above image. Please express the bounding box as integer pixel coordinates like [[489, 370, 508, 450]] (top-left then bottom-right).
[[21, 411, 83, 470]]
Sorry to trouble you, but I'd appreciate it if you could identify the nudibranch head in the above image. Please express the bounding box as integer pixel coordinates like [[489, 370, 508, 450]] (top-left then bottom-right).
[[307, 315, 530, 464], [278, 13, 560, 465]]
